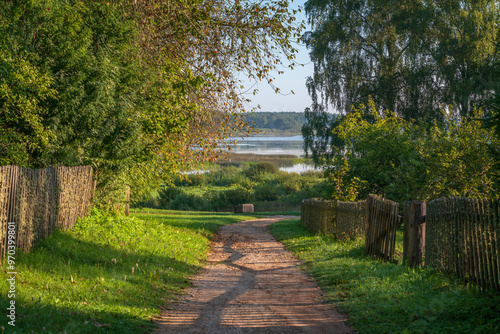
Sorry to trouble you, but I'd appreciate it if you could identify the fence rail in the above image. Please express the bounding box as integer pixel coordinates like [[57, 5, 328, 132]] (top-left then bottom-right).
[[0, 165, 94, 261]]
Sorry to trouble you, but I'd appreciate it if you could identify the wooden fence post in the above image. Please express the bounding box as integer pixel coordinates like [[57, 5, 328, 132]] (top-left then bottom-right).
[[365, 194, 375, 255], [405, 201, 426, 266], [125, 185, 130, 216]]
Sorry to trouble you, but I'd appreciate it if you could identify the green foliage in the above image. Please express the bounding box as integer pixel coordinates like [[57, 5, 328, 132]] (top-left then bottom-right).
[[138, 162, 324, 212], [206, 188, 253, 211], [0, 209, 252, 333], [253, 183, 286, 202], [304, 0, 499, 120], [169, 193, 211, 212], [483, 62, 500, 190], [313, 98, 499, 203], [0, 0, 304, 209], [158, 186, 182, 208], [244, 162, 279, 180], [269, 219, 500, 334], [207, 166, 247, 187], [302, 107, 344, 165]]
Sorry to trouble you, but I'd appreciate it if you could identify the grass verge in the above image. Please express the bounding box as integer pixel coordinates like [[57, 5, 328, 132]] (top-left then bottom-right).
[[269, 219, 500, 334], [0, 209, 252, 333]]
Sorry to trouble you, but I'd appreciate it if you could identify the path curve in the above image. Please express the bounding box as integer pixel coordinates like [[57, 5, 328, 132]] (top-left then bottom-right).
[[154, 216, 353, 334]]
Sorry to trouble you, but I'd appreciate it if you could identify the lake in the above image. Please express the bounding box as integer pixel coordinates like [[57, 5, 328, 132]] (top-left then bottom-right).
[[224, 135, 319, 173], [225, 135, 306, 157]]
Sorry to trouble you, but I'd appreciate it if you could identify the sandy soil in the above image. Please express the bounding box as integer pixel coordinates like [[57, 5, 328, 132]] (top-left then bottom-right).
[[154, 216, 353, 334]]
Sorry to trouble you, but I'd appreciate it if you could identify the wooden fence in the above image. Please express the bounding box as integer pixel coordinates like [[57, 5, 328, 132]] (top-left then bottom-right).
[[426, 197, 499, 291], [0, 165, 94, 261], [336, 200, 366, 240], [300, 199, 366, 240], [364, 195, 401, 262], [301, 198, 337, 235], [302, 194, 500, 291], [403, 201, 426, 266]]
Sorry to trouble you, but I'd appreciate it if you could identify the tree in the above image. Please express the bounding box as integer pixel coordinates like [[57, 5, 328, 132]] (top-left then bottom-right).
[[304, 0, 418, 117], [302, 105, 344, 165], [315, 99, 499, 203], [0, 0, 304, 206], [303, 0, 499, 120], [425, 0, 499, 117]]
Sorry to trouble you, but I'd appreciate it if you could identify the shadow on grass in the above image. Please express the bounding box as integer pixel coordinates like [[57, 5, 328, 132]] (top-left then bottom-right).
[[0, 231, 201, 334], [0, 296, 158, 334]]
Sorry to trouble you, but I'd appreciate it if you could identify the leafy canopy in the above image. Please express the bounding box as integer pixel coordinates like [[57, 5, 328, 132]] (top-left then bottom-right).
[[0, 0, 304, 206]]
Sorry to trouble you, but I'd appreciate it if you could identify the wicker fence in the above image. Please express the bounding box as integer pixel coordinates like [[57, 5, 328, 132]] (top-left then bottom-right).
[[301, 194, 500, 291], [0, 165, 94, 261], [426, 197, 499, 291], [300, 198, 367, 240], [336, 200, 366, 240], [300, 198, 337, 235]]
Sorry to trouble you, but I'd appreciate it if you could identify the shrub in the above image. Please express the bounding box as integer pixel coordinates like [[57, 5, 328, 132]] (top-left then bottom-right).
[[169, 193, 210, 211], [252, 183, 286, 201], [244, 162, 279, 180], [282, 189, 310, 205], [207, 166, 246, 186], [157, 186, 182, 208], [206, 187, 252, 211]]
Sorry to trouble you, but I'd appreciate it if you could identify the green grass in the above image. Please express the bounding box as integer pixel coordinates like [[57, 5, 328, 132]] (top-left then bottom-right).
[[269, 219, 500, 334], [0, 209, 252, 333]]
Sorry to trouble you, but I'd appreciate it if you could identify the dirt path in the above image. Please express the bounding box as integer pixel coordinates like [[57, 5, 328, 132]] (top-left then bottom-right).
[[154, 216, 353, 334]]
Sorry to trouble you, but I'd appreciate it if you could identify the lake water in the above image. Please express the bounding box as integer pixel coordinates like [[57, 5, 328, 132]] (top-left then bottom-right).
[[224, 135, 319, 173], [225, 135, 306, 157]]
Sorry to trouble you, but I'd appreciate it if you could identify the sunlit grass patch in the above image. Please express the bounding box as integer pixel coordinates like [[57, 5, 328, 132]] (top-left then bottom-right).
[[0, 209, 251, 333], [269, 219, 500, 334]]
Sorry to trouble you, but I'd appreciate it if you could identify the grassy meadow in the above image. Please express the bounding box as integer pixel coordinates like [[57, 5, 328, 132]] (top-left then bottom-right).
[[136, 157, 323, 213]]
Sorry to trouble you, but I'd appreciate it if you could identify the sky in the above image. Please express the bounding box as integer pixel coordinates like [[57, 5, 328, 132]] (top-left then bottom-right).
[[243, 1, 314, 113]]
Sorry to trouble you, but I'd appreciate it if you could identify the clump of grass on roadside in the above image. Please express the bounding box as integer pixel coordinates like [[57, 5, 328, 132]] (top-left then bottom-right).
[[0, 209, 251, 333], [269, 219, 500, 334]]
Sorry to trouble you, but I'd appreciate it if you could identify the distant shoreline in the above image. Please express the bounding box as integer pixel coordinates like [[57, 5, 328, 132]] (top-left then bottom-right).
[[233, 129, 302, 137]]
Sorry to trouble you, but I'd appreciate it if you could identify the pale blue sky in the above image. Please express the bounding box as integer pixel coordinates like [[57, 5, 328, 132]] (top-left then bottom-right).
[[244, 0, 313, 113]]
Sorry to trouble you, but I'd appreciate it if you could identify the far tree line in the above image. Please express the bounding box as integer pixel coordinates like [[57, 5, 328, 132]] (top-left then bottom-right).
[[244, 112, 305, 133]]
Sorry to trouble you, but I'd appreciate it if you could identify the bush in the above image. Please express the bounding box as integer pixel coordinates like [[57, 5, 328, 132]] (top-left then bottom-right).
[[169, 193, 210, 211], [324, 100, 500, 202], [252, 183, 286, 201], [282, 189, 310, 205], [207, 166, 246, 186], [244, 162, 279, 180], [206, 187, 252, 211], [157, 186, 182, 208]]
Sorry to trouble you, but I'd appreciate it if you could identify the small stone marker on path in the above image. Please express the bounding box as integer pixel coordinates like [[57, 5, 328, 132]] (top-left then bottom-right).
[[234, 203, 254, 213]]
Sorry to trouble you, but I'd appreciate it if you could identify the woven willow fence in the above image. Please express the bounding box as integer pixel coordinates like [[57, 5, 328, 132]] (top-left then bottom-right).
[[301, 199, 366, 240], [301, 199, 337, 235], [336, 200, 366, 240], [364, 195, 401, 262], [427, 197, 500, 291], [0, 165, 94, 261]]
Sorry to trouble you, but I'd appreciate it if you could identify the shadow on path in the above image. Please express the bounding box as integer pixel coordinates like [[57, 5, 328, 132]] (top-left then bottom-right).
[[154, 217, 353, 334]]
